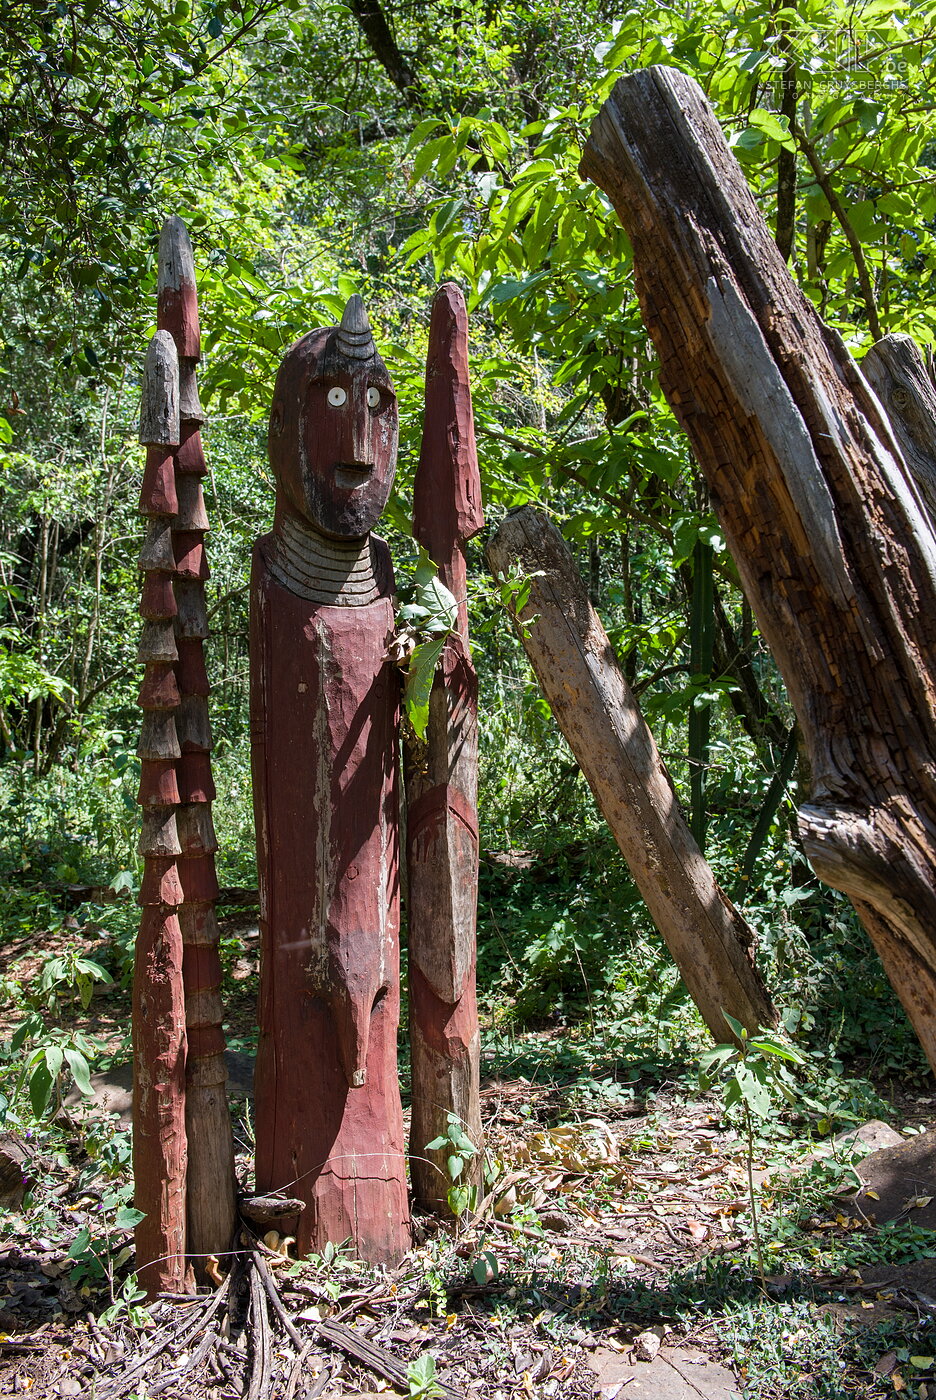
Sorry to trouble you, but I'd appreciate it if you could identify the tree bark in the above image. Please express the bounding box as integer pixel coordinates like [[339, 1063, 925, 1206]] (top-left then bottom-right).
[[347, 0, 421, 104], [404, 284, 484, 1214], [581, 65, 936, 1071], [486, 507, 777, 1040], [863, 333, 936, 525]]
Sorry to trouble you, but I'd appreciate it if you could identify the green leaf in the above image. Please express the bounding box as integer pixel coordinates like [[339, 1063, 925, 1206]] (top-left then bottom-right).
[[29, 1061, 54, 1118], [64, 1047, 94, 1096], [447, 1153, 464, 1180], [68, 1227, 92, 1259], [114, 1205, 146, 1230], [722, 1011, 746, 1042], [404, 634, 447, 740]]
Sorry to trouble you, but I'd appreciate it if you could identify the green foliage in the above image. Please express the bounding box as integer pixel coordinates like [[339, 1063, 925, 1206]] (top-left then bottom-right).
[[406, 1353, 442, 1400], [397, 549, 459, 739], [425, 1111, 481, 1218]]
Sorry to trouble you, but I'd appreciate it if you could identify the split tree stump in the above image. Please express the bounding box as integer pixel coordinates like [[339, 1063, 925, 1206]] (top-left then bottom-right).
[[581, 66, 936, 1071]]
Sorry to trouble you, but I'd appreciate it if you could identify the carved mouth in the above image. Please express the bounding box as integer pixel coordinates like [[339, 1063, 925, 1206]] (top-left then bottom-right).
[[334, 462, 373, 490]]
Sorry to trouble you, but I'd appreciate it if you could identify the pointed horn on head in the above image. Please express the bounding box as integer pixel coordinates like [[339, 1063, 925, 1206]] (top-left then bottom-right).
[[336, 293, 376, 361]]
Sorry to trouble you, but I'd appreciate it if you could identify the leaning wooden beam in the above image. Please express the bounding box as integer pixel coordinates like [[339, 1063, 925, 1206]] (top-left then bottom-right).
[[157, 215, 237, 1278], [863, 334, 936, 526], [581, 66, 936, 1071], [404, 284, 484, 1213], [135, 329, 188, 1298], [486, 508, 776, 1039]]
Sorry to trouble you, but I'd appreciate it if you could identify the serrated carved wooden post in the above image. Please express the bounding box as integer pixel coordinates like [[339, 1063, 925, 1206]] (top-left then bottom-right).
[[251, 296, 411, 1264], [135, 328, 188, 1298], [157, 216, 236, 1279], [404, 284, 484, 1213]]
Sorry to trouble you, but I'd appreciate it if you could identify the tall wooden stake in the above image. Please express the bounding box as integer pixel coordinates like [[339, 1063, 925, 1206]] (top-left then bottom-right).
[[135, 330, 188, 1298], [404, 284, 484, 1213], [157, 216, 237, 1279]]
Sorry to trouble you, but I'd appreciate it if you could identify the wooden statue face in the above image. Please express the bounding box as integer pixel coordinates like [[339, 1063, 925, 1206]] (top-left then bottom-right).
[[269, 322, 398, 539]]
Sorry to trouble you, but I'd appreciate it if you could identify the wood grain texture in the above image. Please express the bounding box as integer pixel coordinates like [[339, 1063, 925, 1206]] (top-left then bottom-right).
[[251, 553, 410, 1264], [486, 508, 776, 1038], [581, 66, 936, 1068], [132, 905, 188, 1297], [405, 283, 483, 1212], [158, 216, 200, 360], [863, 334, 936, 524], [139, 331, 180, 448]]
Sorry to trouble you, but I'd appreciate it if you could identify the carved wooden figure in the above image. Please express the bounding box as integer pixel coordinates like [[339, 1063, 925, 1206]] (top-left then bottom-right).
[[135, 328, 188, 1298], [404, 284, 484, 1213], [157, 215, 236, 1278], [251, 296, 410, 1264]]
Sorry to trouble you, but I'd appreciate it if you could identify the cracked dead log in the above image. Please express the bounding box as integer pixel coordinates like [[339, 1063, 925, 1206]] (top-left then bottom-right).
[[581, 65, 936, 1071], [863, 333, 936, 525]]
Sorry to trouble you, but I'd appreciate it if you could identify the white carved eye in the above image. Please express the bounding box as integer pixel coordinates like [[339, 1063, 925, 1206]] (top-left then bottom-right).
[[327, 386, 347, 407], [366, 386, 381, 408]]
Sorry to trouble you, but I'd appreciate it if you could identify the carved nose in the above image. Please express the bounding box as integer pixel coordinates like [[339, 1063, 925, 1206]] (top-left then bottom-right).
[[330, 983, 375, 1089]]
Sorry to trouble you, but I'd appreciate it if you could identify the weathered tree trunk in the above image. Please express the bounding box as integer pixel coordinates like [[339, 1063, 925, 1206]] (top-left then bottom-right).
[[157, 216, 236, 1280], [251, 297, 410, 1265], [581, 66, 936, 1071], [486, 508, 776, 1039], [404, 284, 484, 1213], [863, 334, 936, 524], [135, 329, 188, 1299]]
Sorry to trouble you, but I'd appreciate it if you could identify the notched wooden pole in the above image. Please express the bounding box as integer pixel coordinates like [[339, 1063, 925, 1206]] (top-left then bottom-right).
[[135, 327, 188, 1299], [405, 283, 484, 1213], [581, 65, 936, 1071], [157, 215, 237, 1281], [486, 507, 777, 1040]]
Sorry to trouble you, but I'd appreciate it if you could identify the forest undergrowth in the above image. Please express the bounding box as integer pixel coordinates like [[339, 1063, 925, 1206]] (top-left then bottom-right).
[[0, 743, 934, 1400]]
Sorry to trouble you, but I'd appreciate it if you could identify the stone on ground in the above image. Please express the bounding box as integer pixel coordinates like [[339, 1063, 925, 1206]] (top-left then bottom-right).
[[588, 1344, 741, 1398]]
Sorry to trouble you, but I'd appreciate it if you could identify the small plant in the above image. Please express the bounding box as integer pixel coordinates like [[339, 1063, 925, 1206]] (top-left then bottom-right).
[[425, 1111, 480, 1218], [99, 1271, 153, 1329], [699, 1013, 804, 1282], [395, 550, 459, 739], [406, 1353, 443, 1400], [9, 1016, 99, 1118]]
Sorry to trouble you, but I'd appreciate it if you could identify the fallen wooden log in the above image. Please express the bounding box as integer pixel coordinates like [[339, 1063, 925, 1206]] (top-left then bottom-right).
[[486, 507, 776, 1038]]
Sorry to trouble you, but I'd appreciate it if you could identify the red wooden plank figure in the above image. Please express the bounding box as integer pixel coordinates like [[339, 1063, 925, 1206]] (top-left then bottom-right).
[[251, 295, 411, 1264], [405, 284, 484, 1213]]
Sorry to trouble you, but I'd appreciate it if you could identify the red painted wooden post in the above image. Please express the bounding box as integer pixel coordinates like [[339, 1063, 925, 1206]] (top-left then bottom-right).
[[405, 284, 484, 1213], [135, 329, 188, 1298], [157, 216, 236, 1278], [251, 296, 411, 1264]]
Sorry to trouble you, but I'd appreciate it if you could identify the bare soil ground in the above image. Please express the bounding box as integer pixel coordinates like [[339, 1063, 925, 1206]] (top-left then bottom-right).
[[2, 914, 935, 1398]]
